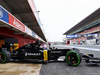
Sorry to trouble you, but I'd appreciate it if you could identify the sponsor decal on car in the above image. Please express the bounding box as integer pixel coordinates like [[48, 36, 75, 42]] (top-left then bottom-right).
[[51, 51, 61, 53], [25, 53, 41, 56]]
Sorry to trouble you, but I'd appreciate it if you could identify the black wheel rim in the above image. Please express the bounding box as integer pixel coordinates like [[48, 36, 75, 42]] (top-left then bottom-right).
[[0, 52, 6, 63], [66, 51, 80, 66]]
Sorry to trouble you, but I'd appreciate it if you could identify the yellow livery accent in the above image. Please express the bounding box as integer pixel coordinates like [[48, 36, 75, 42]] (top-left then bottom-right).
[[72, 61, 76, 63], [68, 56, 70, 60], [10, 43, 19, 53], [43, 50, 48, 61], [14, 43, 19, 50], [0, 40, 5, 48]]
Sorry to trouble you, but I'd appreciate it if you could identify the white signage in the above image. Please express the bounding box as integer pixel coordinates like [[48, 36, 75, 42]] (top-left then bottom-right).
[[0, 8, 3, 18], [25, 26, 32, 36], [25, 53, 41, 56]]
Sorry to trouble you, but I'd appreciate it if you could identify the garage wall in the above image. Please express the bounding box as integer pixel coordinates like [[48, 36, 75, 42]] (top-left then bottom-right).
[[0, 27, 34, 48]]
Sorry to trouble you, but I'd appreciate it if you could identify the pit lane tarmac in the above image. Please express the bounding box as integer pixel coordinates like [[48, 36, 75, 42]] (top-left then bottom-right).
[[0, 63, 42, 75], [40, 45, 100, 75], [40, 60, 100, 75]]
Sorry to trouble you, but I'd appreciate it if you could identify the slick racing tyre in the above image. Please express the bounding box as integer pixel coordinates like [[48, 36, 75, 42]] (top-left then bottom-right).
[[0, 50, 11, 63], [66, 51, 82, 67]]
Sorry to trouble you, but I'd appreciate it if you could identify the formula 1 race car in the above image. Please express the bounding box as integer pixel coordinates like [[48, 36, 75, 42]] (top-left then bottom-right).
[[0, 41, 82, 67], [82, 53, 100, 64]]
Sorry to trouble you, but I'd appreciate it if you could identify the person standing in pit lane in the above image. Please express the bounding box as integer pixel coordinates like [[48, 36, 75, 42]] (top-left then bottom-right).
[[48, 42, 51, 48], [44, 43, 47, 50], [40, 43, 47, 50]]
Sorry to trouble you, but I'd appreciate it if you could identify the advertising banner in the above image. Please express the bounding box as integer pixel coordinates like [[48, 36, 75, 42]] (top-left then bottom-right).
[[0, 6, 9, 23], [66, 35, 78, 38], [35, 34, 38, 38], [86, 34, 99, 37], [9, 13, 25, 32], [0, 5, 37, 39], [32, 31, 36, 38], [0, 6, 25, 32], [25, 26, 32, 36]]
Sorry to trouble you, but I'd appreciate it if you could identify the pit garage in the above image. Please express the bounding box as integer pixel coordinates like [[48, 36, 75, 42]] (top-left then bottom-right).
[[0, 0, 47, 75], [64, 8, 100, 45], [0, 0, 46, 51]]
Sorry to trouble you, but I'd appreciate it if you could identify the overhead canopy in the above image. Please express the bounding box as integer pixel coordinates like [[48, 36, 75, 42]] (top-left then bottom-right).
[[64, 8, 100, 35], [2, 0, 47, 41]]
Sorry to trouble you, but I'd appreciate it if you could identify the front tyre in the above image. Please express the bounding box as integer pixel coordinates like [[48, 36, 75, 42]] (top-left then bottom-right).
[[66, 51, 82, 67]]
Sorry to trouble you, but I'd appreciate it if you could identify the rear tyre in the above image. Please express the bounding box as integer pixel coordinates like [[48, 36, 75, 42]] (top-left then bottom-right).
[[66, 51, 82, 67], [0, 50, 11, 63]]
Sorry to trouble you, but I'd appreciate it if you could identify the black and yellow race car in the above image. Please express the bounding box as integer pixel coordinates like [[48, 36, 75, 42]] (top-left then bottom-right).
[[0, 40, 82, 67]]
